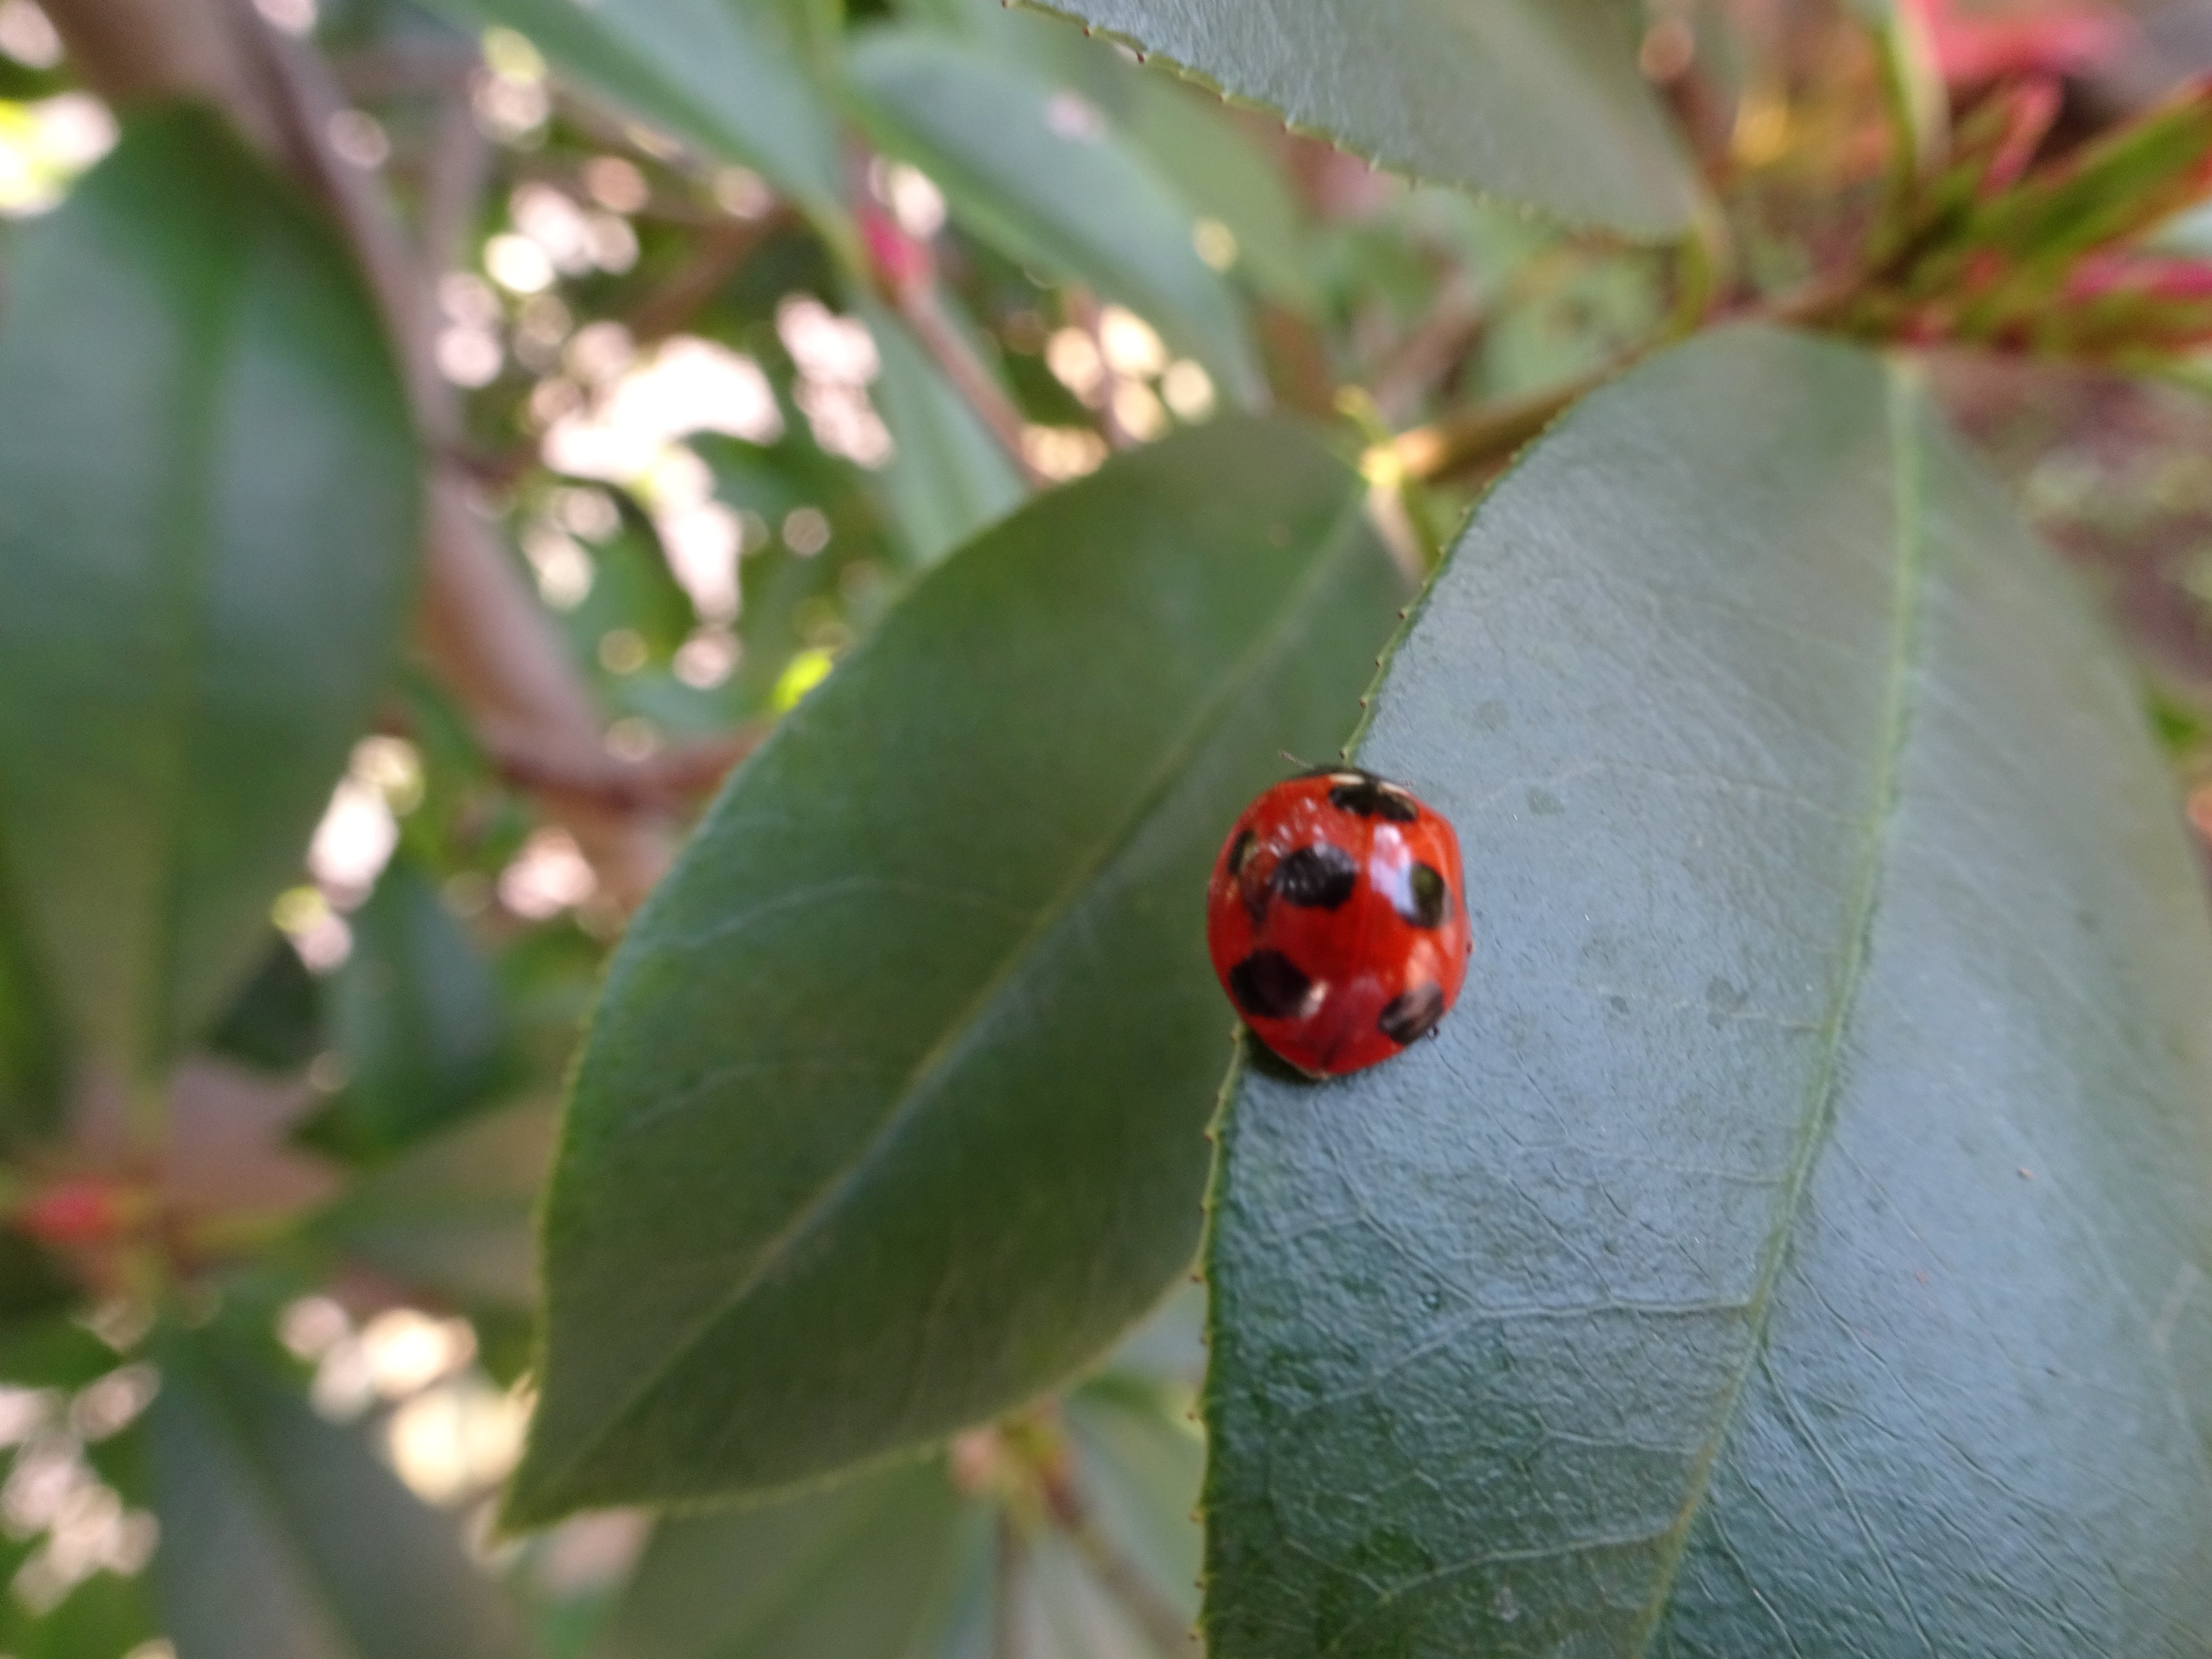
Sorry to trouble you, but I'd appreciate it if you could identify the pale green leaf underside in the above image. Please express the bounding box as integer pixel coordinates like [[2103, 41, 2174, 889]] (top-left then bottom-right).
[[508, 418, 1406, 1523], [1022, 0, 1701, 240], [1203, 326, 2212, 1656], [0, 109, 416, 1084]]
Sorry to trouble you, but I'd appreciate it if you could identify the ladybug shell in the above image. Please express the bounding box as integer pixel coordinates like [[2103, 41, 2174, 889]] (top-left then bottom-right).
[[1206, 768, 1471, 1077]]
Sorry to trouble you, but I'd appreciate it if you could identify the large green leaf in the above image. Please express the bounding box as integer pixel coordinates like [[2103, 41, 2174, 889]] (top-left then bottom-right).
[[1021, 0, 1701, 241], [425, 0, 849, 244], [1201, 326, 2212, 1655], [0, 109, 417, 1087], [146, 1323, 531, 1659], [848, 28, 1266, 404], [505, 417, 1407, 1523]]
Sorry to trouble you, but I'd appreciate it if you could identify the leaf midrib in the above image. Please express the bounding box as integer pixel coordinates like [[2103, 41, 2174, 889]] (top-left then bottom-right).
[[1626, 360, 1933, 1651], [527, 485, 1378, 1510]]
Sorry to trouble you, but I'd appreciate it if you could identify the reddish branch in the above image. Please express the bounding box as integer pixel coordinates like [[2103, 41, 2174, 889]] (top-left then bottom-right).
[[487, 726, 767, 813]]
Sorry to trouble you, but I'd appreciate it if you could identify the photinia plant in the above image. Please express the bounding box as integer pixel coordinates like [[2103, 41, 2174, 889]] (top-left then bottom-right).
[[0, 0, 2204, 1655]]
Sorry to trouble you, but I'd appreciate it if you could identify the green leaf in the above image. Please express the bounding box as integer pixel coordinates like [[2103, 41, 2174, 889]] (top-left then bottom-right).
[[594, 1458, 984, 1659], [597, 1293, 1206, 1659], [3, 1568, 157, 1659], [0, 108, 418, 1085], [424, 0, 850, 247], [898, 0, 1317, 311], [316, 1098, 558, 1311], [858, 296, 1027, 567], [507, 416, 1406, 1523], [1020, 0, 1701, 241], [1118, 75, 1319, 316], [0, 854, 64, 1143], [318, 858, 511, 1157], [147, 1323, 532, 1659], [1201, 326, 2212, 1655], [206, 938, 325, 1077], [847, 28, 1266, 404]]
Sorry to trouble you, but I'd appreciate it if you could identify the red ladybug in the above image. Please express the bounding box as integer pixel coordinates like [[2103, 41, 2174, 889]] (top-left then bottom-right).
[[1206, 767, 1471, 1077]]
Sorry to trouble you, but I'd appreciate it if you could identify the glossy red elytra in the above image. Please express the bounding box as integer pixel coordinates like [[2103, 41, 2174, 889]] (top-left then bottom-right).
[[1206, 767, 1471, 1077]]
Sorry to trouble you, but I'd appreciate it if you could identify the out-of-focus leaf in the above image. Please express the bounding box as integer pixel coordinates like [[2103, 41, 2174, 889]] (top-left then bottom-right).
[[1203, 326, 2212, 1655], [1119, 74, 1319, 315], [558, 502, 698, 671], [599, 1293, 1206, 1659], [505, 417, 1406, 1523], [0, 108, 417, 1085], [860, 296, 1027, 567], [1021, 0, 1701, 240], [0, 1317, 119, 1390], [424, 0, 849, 247], [206, 938, 323, 1077], [2, 1567, 157, 1659], [848, 28, 1266, 403], [0, 1409, 160, 1659], [147, 1321, 531, 1659], [318, 859, 510, 1158], [904, 0, 1135, 104], [0, 860, 62, 1144], [0, 1232, 78, 1334], [594, 1459, 984, 1659], [317, 1098, 558, 1310], [871, 10, 1315, 311]]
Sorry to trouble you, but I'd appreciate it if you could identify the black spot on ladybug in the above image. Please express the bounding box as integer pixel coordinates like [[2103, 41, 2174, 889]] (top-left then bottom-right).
[[1229, 950, 1314, 1021], [1327, 774, 1418, 822], [1393, 862, 1449, 929], [1379, 982, 1445, 1046], [1272, 844, 1357, 909], [1224, 829, 1256, 879]]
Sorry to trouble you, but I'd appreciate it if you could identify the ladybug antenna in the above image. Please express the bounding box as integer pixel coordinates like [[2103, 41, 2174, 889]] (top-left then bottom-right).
[[1278, 749, 1311, 771]]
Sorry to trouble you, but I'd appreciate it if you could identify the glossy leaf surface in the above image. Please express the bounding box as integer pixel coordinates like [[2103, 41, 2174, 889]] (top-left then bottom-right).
[[1021, 0, 1701, 240], [147, 1324, 531, 1659], [0, 109, 417, 1083], [508, 417, 1406, 1522], [426, 0, 848, 240], [848, 28, 1266, 403], [1203, 327, 2212, 1655]]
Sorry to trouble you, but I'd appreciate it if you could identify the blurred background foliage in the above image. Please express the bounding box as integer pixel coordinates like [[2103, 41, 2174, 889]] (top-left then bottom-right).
[[0, 0, 2209, 1653]]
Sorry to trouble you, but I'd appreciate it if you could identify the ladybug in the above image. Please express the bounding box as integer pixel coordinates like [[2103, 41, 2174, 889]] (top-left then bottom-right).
[[1206, 767, 1471, 1077]]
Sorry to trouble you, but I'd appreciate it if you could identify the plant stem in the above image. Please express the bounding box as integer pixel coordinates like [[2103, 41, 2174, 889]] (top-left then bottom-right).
[[896, 281, 1048, 483], [993, 1509, 1028, 1659], [1380, 367, 1609, 485], [1037, 1456, 1199, 1657]]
